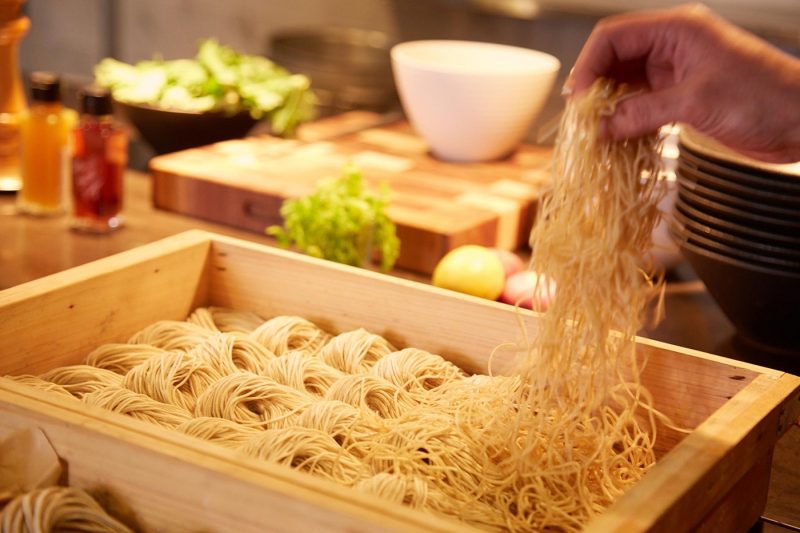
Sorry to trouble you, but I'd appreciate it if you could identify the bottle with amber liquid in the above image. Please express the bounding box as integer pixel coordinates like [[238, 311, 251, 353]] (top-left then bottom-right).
[[17, 72, 75, 215], [71, 86, 127, 233], [0, 11, 29, 192]]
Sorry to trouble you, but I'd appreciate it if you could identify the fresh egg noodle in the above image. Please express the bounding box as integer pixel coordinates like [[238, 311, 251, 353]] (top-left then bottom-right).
[[4, 79, 668, 532], [0, 487, 132, 533], [473, 78, 668, 529]]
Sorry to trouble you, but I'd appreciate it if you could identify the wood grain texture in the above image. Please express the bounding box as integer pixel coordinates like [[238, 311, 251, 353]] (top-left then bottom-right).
[[0, 231, 211, 375], [586, 372, 800, 532], [150, 116, 553, 273], [694, 451, 773, 533]]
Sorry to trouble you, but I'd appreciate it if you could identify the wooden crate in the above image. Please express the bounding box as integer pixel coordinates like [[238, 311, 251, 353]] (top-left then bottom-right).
[[0, 230, 797, 532]]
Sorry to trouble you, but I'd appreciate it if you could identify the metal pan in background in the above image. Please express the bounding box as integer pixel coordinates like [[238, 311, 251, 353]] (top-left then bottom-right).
[[269, 27, 399, 117]]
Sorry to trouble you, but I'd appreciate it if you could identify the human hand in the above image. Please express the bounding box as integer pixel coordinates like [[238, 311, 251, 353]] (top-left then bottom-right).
[[568, 4, 800, 163]]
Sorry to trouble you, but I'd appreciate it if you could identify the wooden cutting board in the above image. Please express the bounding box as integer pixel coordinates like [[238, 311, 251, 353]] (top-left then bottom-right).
[[150, 113, 553, 273]]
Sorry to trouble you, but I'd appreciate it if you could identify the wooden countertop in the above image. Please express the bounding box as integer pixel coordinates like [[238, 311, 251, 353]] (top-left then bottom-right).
[[1, 169, 797, 530]]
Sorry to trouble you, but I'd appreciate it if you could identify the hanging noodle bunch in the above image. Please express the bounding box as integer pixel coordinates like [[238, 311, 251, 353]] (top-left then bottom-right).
[[448, 78, 668, 530], [4, 79, 670, 532]]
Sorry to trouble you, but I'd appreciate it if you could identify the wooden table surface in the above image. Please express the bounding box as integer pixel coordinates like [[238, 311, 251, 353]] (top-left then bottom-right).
[[1, 170, 798, 530]]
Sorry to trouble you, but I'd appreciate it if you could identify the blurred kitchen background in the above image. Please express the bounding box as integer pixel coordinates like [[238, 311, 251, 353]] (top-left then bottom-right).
[[19, 0, 800, 163]]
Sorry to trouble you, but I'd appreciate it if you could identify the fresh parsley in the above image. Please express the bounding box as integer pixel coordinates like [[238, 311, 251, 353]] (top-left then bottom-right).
[[267, 165, 400, 271]]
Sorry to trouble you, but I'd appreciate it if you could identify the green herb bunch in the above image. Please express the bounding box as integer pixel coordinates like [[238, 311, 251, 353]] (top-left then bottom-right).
[[94, 39, 316, 135], [267, 165, 400, 271]]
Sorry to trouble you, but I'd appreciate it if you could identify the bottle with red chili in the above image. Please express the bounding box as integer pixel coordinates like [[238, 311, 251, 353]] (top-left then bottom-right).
[[71, 85, 128, 233]]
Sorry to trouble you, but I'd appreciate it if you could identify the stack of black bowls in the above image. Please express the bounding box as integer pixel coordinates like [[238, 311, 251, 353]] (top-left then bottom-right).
[[670, 127, 800, 355]]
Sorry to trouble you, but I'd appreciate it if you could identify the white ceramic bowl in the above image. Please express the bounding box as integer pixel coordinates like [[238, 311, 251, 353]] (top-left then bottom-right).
[[391, 40, 560, 162]]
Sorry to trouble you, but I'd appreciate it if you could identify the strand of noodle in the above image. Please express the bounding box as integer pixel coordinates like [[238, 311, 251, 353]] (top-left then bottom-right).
[[127, 320, 215, 351], [3, 375, 75, 400], [84, 343, 168, 375], [248, 316, 330, 356], [185, 333, 238, 375], [370, 348, 465, 394], [39, 365, 124, 398], [176, 416, 261, 448], [348, 412, 509, 529], [124, 351, 224, 411], [296, 399, 381, 447], [239, 427, 366, 485], [324, 374, 411, 419], [261, 351, 345, 396], [193, 372, 313, 429], [186, 307, 219, 331], [318, 328, 395, 373], [0, 487, 132, 533], [188, 332, 275, 376], [353, 473, 429, 509], [229, 334, 277, 373], [207, 306, 266, 334], [82, 386, 192, 429]]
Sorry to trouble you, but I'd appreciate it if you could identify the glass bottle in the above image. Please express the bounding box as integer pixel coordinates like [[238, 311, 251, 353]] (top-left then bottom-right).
[[17, 72, 75, 215], [71, 85, 128, 233], [0, 13, 30, 191]]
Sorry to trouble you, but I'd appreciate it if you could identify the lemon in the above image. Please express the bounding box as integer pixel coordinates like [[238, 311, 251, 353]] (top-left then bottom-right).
[[432, 245, 506, 300]]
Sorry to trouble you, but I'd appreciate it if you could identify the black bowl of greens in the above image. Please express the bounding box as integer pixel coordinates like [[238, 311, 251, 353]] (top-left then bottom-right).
[[112, 100, 259, 154], [96, 39, 316, 154]]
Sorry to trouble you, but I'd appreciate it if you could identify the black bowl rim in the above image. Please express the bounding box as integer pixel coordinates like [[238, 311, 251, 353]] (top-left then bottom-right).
[[113, 98, 262, 154], [677, 171, 800, 220], [676, 158, 800, 207], [113, 98, 259, 119], [675, 197, 800, 247], [679, 145, 800, 193], [677, 180, 800, 231], [669, 215, 800, 270], [671, 207, 800, 260], [678, 236, 800, 280]]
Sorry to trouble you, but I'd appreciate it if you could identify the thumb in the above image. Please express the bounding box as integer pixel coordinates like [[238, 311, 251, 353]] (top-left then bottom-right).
[[605, 87, 685, 140]]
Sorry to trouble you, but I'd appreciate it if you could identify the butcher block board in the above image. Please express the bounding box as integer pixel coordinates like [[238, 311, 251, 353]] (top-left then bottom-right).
[[0, 230, 799, 532], [149, 114, 553, 273]]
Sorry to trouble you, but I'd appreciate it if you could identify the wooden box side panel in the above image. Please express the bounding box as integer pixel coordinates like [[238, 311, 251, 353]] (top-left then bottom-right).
[[637, 342, 761, 455], [0, 383, 470, 533], [206, 237, 536, 376], [694, 451, 773, 533], [587, 372, 800, 532], [0, 231, 212, 375]]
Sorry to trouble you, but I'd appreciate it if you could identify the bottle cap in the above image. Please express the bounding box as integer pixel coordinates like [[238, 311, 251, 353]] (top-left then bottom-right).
[[79, 85, 113, 116], [30, 71, 61, 103]]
